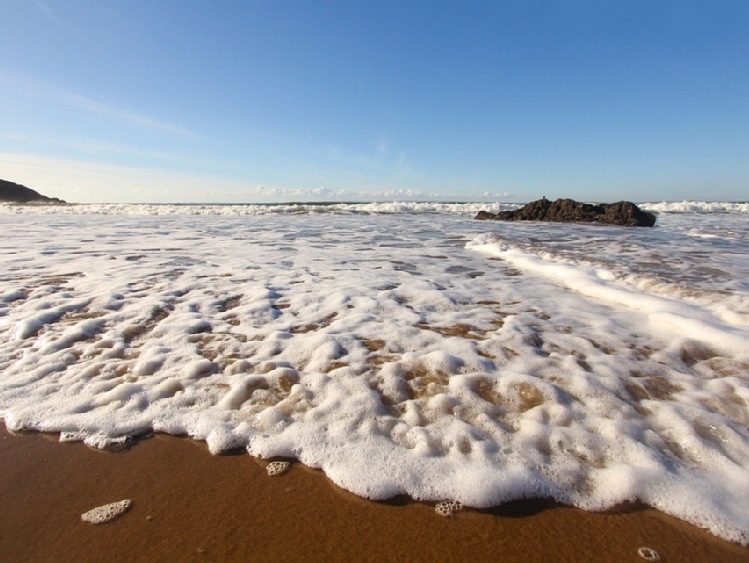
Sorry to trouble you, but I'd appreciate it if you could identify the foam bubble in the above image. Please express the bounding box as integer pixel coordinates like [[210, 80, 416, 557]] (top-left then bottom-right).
[[266, 461, 290, 476], [81, 499, 132, 524], [637, 547, 660, 561], [435, 500, 463, 516]]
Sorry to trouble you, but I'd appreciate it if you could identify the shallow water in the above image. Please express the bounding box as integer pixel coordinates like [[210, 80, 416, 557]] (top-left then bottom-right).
[[1, 202, 748, 544]]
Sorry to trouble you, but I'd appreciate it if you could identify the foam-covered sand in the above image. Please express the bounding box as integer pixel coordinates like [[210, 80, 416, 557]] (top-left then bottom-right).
[[1, 202, 748, 545]]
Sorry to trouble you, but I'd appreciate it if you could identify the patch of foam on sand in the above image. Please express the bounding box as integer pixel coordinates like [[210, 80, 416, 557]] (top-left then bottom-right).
[[81, 500, 132, 524]]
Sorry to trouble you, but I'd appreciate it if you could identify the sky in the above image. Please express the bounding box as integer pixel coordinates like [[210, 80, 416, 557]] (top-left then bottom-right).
[[1, 1, 748, 204]]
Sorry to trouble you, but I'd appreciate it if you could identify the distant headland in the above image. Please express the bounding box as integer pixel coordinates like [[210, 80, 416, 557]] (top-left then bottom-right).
[[0, 179, 66, 204]]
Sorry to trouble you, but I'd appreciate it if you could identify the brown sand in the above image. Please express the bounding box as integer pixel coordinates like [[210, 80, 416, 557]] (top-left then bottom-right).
[[1, 425, 747, 563]]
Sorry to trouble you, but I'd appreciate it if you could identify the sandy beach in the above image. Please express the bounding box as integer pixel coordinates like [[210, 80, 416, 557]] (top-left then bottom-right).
[[1, 425, 746, 563]]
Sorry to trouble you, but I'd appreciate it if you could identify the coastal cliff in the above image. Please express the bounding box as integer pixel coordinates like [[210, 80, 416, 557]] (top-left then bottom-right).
[[0, 179, 66, 204]]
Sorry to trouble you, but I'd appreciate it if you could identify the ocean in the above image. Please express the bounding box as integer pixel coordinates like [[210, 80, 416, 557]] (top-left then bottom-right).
[[1, 201, 748, 544]]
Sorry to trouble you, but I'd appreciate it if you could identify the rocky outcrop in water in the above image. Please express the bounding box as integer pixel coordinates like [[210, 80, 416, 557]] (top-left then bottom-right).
[[476, 197, 656, 227], [0, 179, 66, 204]]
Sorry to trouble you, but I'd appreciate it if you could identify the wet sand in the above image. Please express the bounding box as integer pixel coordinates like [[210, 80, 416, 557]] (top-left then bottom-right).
[[1, 425, 747, 563]]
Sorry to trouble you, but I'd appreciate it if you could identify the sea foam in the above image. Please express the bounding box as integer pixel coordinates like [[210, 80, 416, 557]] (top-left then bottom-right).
[[1, 206, 748, 544]]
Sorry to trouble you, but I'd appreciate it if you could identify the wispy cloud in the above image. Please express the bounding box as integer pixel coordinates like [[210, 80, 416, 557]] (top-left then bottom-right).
[[0, 70, 202, 140], [57, 89, 202, 139], [29, 1, 90, 46], [0, 130, 196, 163], [0, 152, 511, 204], [0, 152, 217, 202], [32, 1, 60, 23]]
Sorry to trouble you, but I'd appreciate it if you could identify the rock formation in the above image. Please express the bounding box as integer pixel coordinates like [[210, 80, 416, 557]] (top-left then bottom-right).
[[475, 197, 656, 227], [0, 179, 66, 204]]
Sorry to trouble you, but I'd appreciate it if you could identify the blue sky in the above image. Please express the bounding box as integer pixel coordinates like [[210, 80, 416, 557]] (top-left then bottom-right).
[[1, 1, 747, 203]]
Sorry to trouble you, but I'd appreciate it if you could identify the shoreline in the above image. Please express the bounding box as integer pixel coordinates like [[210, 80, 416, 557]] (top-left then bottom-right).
[[1, 425, 747, 562]]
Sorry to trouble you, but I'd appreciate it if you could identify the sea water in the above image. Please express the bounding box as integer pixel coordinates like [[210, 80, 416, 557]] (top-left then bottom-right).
[[1, 201, 748, 544]]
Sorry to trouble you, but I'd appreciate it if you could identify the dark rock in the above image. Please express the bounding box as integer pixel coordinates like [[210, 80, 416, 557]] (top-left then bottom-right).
[[475, 197, 656, 227], [0, 179, 66, 204], [475, 210, 498, 221]]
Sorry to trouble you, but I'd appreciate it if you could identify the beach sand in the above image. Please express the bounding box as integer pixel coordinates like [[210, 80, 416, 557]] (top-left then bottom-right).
[[1, 425, 747, 563]]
